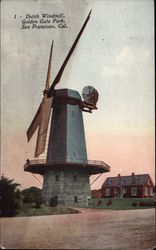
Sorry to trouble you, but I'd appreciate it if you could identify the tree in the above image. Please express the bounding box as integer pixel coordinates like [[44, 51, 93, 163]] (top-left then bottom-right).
[[22, 186, 42, 208], [0, 176, 21, 217]]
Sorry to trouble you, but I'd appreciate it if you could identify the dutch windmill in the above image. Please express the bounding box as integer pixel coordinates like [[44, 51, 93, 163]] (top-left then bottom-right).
[[24, 10, 110, 207]]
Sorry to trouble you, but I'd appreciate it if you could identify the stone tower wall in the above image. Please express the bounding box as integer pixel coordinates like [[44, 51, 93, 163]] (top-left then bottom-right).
[[42, 168, 91, 207]]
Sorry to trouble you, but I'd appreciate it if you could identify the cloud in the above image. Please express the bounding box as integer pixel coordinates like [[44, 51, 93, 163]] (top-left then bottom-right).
[[116, 46, 151, 65], [102, 46, 152, 79], [116, 46, 134, 65], [102, 66, 124, 77], [102, 46, 134, 78]]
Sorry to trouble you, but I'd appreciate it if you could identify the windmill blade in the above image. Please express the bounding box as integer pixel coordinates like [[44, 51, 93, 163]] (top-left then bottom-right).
[[35, 97, 53, 157], [27, 103, 41, 142], [34, 41, 54, 157], [48, 9, 92, 97], [45, 41, 53, 93], [27, 42, 53, 144]]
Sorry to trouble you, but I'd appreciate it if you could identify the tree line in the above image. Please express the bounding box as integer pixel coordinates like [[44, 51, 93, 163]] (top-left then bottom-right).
[[0, 176, 42, 217]]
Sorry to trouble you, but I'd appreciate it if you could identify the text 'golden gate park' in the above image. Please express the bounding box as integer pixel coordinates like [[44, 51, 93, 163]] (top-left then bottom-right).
[[21, 13, 67, 29]]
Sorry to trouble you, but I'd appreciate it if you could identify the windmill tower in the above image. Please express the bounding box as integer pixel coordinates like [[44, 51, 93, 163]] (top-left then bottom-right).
[[24, 11, 110, 207]]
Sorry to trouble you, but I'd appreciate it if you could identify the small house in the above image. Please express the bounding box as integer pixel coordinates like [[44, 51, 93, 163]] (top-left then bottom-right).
[[102, 173, 154, 198]]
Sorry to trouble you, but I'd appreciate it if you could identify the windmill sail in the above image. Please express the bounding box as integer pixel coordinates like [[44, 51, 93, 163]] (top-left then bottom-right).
[[27, 103, 41, 142], [27, 42, 53, 157], [48, 10, 92, 97], [35, 97, 53, 157], [35, 42, 53, 157]]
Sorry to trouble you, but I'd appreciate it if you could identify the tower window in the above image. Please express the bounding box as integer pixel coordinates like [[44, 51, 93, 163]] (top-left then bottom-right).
[[58, 131, 61, 137], [73, 175, 77, 181], [55, 175, 59, 182], [74, 196, 78, 203]]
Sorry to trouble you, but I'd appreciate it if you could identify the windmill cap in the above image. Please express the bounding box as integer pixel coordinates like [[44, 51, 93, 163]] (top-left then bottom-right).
[[55, 88, 82, 101]]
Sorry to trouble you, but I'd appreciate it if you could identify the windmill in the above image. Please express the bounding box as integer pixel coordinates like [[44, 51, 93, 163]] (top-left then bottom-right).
[[24, 10, 110, 207]]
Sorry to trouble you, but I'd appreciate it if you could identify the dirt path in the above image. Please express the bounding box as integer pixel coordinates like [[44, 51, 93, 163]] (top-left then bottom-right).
[[1, 208, 155, 249]]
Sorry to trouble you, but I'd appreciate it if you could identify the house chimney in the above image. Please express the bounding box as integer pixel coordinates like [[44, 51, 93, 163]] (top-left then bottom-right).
[[118, 174, 120, 177], [131, 172, 135, 176]]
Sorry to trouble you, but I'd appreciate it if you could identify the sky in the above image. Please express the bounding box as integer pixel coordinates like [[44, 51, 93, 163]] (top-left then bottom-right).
[[1, 0, 155, 189]]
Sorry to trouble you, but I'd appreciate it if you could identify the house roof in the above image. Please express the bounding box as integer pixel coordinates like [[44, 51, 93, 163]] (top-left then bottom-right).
[[102, 174, 152, 187]]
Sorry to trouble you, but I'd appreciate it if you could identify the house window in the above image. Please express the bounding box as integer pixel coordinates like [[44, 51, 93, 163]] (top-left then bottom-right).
[[150, 187, 153, 196], [105, 188, 110, 196], [145, 187, 148, 196], [74, 196, 78, 203], [55, 175, 59, 182], [73, 175, 77, 181], [114, 188, 117, 194], [131, 187, 137, 196]]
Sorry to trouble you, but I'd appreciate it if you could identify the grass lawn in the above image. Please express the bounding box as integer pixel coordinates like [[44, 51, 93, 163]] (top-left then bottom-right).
[[91, 197, 155, 210], [12, 198, 156, 217], [16, 202, 80, 217]]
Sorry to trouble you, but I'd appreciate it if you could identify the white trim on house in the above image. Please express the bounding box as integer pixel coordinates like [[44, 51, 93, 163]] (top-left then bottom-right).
[[131, 187, 137, 196]]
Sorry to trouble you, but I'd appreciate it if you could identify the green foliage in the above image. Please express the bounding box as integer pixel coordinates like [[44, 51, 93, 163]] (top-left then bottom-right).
[[21, 186, 42, 206], [16, 203, 80, 217], [91, 197, 155, 210], [0, 176, 21, 217]]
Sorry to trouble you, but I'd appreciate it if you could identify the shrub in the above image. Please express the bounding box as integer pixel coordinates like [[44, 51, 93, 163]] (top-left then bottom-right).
[[0, 176, 21, 217], [139, 201, 156, 207], [22, 187, 42, 204], [132, 202, 137, 207], [32, 200, 41, 209], [97, 200, 102, 206]]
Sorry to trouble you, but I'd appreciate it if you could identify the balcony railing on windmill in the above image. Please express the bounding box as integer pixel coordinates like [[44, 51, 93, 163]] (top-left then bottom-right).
[[24, 158, 110, 171]]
